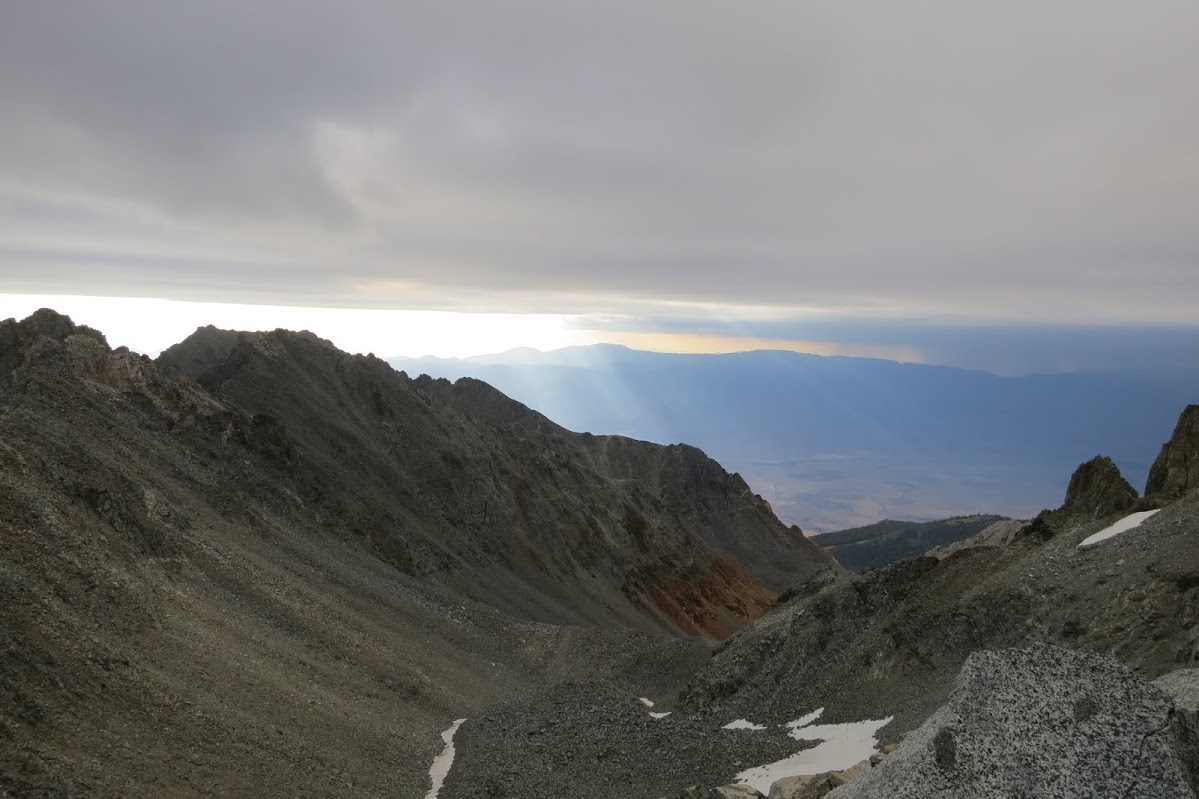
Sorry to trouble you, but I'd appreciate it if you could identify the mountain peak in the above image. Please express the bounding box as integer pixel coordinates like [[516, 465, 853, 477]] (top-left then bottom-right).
[[1146, 404, 1199, 501], [1062, 455, 1139, 519]]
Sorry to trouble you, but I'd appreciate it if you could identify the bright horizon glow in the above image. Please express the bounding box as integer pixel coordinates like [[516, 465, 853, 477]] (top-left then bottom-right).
[[593, 330, 926, 364], [1, 293, 925, 363], [0, 294, 589, 358]]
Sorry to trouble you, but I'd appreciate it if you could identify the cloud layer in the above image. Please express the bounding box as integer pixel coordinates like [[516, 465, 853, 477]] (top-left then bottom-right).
[[1, 1, 1197, 322]]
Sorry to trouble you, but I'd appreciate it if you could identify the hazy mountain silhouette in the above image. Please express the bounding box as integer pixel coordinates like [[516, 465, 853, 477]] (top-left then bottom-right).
[[389, 346, 1199, 530]]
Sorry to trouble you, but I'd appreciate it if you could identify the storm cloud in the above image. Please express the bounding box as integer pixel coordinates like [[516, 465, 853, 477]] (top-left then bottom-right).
[[1, 1, 1197, 323]]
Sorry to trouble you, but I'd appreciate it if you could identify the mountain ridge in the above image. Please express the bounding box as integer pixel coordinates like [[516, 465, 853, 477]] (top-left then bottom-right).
[[156, 322, 834, 636], [813, 514, 1013, 572], [389, 345, 1199, 530], [2, 308, 838, 796]]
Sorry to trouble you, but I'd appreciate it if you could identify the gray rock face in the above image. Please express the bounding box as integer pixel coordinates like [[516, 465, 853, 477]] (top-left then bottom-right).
[[768, 772, 847, 798], [827, 644, 1195, 799], [712, 785, 767, 799], [1148, 405, 1199, 502], [1155, 668, 1199, 795], [0, 307, 106, 387], [927, 519, 1026, 559], [1062, 455, 1139, 519]]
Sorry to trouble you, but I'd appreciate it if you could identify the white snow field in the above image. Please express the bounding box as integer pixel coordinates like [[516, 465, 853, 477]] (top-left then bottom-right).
[[424, 718, 466, 799], [1078, 509, 1161, 548], [733, 708, 892, 795], [722, 719, 768, 730]]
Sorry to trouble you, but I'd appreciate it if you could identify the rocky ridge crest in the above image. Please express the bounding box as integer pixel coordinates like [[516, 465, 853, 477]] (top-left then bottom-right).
[[1148, 404, 1199, 502], [0, 309, 833, 796]]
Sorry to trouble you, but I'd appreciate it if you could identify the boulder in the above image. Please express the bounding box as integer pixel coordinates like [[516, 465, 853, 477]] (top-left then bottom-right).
[[766, 758, 872, 799], [1147, 405, 1199, 502], [1062, 455, 1139, 519], [826, 644, 1194, 798], [712, 785, 767, 799], [676, 787, 766, 799], [768, 772, 847, 799], [929, 519, 1026, 558], [1154, 667, 1199, 795]]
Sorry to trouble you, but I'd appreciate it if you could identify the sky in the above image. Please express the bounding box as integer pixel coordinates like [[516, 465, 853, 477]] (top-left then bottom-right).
[[1, 2, 1197, 370]]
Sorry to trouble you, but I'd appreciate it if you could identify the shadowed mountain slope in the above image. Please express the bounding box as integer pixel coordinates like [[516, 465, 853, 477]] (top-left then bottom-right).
[[157, 324, 833, 637], [0, 309, 833, 797]]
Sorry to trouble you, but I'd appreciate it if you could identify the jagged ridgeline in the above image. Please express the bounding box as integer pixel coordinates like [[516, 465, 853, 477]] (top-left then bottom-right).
[[153, 321, 834, 635], [0, 309, 833, 797], [5, 308, 1197, 798]]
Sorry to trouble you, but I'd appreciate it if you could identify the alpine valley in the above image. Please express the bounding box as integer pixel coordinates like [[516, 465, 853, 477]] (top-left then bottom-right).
[[2, 310, 1197, 798]]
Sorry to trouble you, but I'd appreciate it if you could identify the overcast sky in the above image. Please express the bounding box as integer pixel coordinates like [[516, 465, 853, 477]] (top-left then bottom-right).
[[1, 2, 1197, 367]]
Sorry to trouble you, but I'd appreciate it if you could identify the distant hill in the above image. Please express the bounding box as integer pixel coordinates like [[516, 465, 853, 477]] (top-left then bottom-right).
[[813, 514, 1012, 571], [389, 346, 1199, 531]]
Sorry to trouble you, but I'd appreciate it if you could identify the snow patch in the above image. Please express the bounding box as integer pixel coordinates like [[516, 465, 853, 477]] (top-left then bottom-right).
[[734, 714, 892, 795], [723, 719, 767, 730], [787, 707, 825, 730], [1078, 509, 1161, 548], [424, 718, 466, 799]]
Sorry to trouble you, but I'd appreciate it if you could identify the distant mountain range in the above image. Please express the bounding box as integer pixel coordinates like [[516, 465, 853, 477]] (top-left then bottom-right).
[[389, 346, 1199, 531], [813, 514, 1014, 571]]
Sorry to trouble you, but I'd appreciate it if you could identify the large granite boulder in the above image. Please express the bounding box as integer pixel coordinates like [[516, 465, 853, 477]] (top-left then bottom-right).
[[1155, 667, 1199, 795], [828, 644, 1195, 798]]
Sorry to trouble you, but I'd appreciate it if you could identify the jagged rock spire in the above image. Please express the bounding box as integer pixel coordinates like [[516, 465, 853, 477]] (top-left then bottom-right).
[[1146, 404, 1199, 502], [1061, 455, 1138, 519]]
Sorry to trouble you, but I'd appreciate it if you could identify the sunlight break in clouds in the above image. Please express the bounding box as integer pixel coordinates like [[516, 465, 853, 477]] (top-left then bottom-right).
[[0, 295, 586, 358], [2, 3, 1198, 326], [591, 330, 926, 364]]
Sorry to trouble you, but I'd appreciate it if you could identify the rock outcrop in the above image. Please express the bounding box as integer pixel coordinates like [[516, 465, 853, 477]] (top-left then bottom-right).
[[0, 307, 106, 386], [927, 519, 1026, 559], [827, 644, 1196, 798], [678, 477, 1199, 743], [768, 758, 873, 798], [1061, 454, 1139, 519], [1147, 404, 1199, 502], [1155, 668, 1199, 794]]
